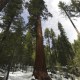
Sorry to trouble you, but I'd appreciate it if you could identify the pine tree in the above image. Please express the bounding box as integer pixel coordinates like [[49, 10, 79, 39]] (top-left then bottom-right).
[[0, 1, 23, 77], [44, 28, 52, 70], [2, 0, 23, 41], [0, 0, 23, 57], [58, 1, 80, 36], [57, 22, 75, 66], [73, 37, 80, 67], [5, 16, 25, 80], [50, 28, 57, 67], [44, 28, 57, 69], [22, 30, 33, 66]]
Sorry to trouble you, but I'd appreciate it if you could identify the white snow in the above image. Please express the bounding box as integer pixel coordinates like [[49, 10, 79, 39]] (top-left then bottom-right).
[[8, 71, 80, 80], [8, 71, 34, 80]]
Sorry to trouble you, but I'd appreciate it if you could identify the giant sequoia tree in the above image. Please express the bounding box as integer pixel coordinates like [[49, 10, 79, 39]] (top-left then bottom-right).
[[26, 0, 52, 79]]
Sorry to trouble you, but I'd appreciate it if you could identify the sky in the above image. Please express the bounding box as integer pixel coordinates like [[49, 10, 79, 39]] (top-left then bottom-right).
[[0, 0, 80, 43], [22, 0, 80, 43], [42, 0, 80, 43]]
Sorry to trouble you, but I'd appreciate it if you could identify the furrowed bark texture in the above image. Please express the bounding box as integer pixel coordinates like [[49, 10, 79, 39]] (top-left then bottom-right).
[[33, 16, 51, 80]]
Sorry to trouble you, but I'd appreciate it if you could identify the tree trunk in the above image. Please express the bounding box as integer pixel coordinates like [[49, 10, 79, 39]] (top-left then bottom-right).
[[48, 37, 52, 70], [5, 51, 15, 80], [0, 0, 9, 11], [5, 64, 11, 80], [33, 16, 51, 80], [64, 9, 80, 37]]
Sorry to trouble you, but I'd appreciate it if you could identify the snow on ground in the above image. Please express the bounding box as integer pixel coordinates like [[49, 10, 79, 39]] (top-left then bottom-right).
[[8, 71, 34, 80], [8, 71, 80, 80]]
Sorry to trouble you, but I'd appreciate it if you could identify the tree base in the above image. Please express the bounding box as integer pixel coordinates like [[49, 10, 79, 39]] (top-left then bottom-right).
[[33, 70, 52, 80]]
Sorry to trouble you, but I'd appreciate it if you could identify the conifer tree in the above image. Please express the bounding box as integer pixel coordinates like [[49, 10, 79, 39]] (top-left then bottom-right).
[[0, 0, 9, 11], [57, 22, 75, 66], [73, 37, 80, 67], [44, 28, 57, 69], [26, 0, 52, 79], [0, 0, 24, 79], [44, 28, 52, 69], [58, 1, 80, 36], [2, 0, 23, 41], [50, 28, 57, 67], [22, 30, 33, 66], [0, 0, 23, 55], [5, 16, 25, 80]]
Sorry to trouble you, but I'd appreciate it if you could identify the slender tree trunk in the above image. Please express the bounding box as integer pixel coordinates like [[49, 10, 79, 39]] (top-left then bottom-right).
[[64, 9, 80, 37], [48, 37, 51, 55], [48, 38, 52, 70], [33, 16, 51, 80], [0, 0, 9, 11], [52, 38, 57, 64], [5, 64, 11, 80], [5, 50, 15, 80]]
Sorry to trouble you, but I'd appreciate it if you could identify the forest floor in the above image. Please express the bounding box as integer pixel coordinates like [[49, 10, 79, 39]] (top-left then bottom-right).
[[8, 70, 80, 80]]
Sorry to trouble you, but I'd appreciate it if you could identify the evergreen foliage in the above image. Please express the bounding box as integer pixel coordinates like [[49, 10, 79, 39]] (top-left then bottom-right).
[[57, 22, 75, 66]]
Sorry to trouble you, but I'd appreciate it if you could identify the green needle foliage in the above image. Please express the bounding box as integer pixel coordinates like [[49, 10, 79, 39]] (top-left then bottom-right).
[[57, 22, 75, 66]]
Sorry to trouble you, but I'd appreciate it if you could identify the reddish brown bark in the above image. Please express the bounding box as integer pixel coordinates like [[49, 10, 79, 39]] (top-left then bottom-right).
[[33, 16, 51, 80]]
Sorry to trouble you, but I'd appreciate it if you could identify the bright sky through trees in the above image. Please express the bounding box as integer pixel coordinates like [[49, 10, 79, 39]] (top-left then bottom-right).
[[22, 0, 80, 43], [43, 0, 80, 43]]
